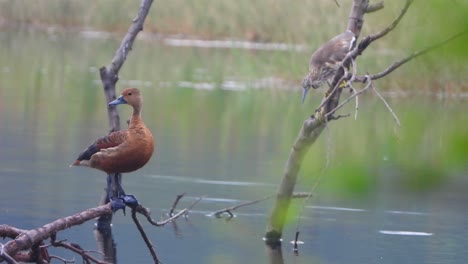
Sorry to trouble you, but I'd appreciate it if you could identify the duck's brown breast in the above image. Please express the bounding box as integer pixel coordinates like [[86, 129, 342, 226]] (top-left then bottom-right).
[[90, 124, 154, 174]]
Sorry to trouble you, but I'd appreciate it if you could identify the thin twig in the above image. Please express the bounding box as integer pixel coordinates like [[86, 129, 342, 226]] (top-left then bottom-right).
[[328, 113, 351, 121], [213, 195, 274, 219], [368, 0, 413, 42], [366, 30, 468, 81], [184, 196, 205, 217], [372, 86, 401, 127], [348, 58, 359, 120], [135, 205, 188, 226], [366, 1, 384, 13], [293, 231, 300, 256], [48, 255, 75, 264], [291, 192, 313, 198], [131, 208, 159, 264], [326, 75, 373, 118], [51, 240, 108, 264], [316, 73, 348, 112], [169, 193, 186, 217]]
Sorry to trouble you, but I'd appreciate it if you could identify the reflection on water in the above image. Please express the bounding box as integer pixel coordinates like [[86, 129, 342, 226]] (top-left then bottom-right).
[[0, 28, 467, 264], [379, 230, 433, 236]]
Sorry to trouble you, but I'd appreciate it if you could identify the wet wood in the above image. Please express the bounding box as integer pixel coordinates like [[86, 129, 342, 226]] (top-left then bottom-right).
[[265, 0, 371, 242]]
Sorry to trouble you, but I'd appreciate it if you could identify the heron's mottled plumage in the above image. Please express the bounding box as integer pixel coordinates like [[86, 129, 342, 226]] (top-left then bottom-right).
[[301, 30, 356, 102]]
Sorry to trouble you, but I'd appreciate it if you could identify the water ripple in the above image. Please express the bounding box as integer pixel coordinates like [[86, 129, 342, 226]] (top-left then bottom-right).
[[146, 174, 273, 187], [306, 205, 367, 212]]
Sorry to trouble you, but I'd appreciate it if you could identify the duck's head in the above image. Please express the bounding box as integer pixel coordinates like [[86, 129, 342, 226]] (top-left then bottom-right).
[[109, 88, 142, 108]]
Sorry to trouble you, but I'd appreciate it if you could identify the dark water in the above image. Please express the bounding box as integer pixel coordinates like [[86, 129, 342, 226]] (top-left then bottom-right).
[[0, 29, 467, 264]]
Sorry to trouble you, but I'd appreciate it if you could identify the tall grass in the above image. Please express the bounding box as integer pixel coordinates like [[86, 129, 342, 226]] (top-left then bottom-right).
[[1, 1, 466, 44]]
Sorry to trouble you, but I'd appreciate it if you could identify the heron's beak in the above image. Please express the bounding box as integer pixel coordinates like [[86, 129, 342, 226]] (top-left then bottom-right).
[[301, 87, 309, 104]]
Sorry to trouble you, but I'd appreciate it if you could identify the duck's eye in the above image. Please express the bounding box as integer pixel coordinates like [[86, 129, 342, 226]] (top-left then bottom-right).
[[127, 92, 132, 96]]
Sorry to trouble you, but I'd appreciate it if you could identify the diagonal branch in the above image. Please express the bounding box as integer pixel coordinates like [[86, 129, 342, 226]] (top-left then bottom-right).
[[100, 0, 154, 132], [364, 30, 468, 81], [213, 195, 274, 219], [1, 204, 113, 262], [266, 0, 373, 243], [135, 204, 189, 226], [372, 86, 401, 127], [49, 235, 109, 264], [368, 0, 413, 42]]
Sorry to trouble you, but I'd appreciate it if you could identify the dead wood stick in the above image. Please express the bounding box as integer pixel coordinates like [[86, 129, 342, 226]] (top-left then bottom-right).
[[363, 30, 468, 81], [97, 0, 154, 228], [169, 193, 186, 217], [0, 204, 112, 262], [213, 195, 274, 219], [131, 208, 159, 264]]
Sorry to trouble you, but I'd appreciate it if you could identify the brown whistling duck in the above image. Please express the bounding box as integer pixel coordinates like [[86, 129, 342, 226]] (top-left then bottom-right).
[[71, 88, 154, 211]]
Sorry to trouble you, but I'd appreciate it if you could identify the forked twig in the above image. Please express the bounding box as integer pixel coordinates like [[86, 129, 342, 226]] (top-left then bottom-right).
[[48, 255, 75, 264], [213, 195, 274, 219], [169, 192, 186, 216], [49, 235, 109, 264], [365, 30, 468, 81], [326, 75, 373, 118], [135, 205, 188, 226]]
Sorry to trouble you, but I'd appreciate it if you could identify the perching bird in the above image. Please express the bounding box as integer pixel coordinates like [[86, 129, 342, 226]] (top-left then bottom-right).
[[301, 30, 356, 103], [71, 88, 154, 211]]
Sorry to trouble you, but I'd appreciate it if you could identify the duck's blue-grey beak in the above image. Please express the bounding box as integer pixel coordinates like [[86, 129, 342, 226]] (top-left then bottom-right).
[[301, 87, 309, 104], [109, 95, 127, 106]]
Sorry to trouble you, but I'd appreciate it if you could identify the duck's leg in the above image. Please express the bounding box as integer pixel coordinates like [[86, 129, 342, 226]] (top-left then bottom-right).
[[107, 173, 139, 213], [115, 174, 139, 208], [107, 173, 126, 213]]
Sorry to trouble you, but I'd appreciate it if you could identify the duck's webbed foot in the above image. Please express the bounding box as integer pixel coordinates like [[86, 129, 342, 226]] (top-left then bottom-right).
[[110, 197, 127, 213], [107, 173, 139, 215], [110, 195, 139, 215]]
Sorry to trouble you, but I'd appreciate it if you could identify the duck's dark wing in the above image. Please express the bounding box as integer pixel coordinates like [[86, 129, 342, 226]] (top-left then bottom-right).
[[72, 130, 129, 164]]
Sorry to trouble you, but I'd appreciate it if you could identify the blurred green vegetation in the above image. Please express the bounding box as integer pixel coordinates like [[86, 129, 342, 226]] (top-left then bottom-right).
[[1, 0, 467, 93]]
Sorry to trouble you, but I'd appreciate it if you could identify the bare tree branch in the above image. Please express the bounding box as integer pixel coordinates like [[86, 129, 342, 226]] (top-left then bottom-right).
[[184, 196, 205, 217], [1, 204, 112, 262], [48, 255, 75, 264], [363, 30, 468, 81], [49, 234, 109, 264], [326, 75, 373, 119], [213, 195, 274, 219], [97, 0, 154, 229], [131, 208, 159, 264], [366, 1, 384, 13], [169, 193, 186, 217], [0, 200, 189, 263], [372, 86, 401, 127], [134, 205, 189, 226], [368, 0, 413, 42], [100, 0, 154, 132]]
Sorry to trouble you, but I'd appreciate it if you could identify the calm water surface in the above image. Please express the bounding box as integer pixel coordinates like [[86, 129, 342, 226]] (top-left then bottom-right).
[[0, 29, 467, 264]]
